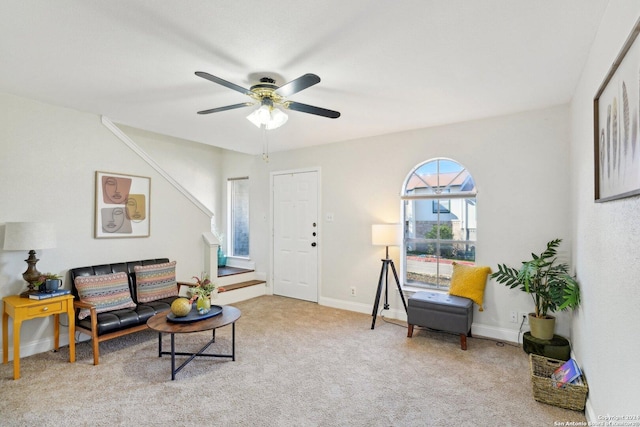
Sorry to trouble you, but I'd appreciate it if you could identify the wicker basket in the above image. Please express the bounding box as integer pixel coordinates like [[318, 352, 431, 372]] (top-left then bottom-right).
[[529, 354, 588, 411]]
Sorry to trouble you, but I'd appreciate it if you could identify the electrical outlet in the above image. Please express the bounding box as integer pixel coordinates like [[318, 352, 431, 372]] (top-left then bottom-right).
[[350, 286, 356, 297], [519, 312, 529, 325], [509, 311, 518, 323]]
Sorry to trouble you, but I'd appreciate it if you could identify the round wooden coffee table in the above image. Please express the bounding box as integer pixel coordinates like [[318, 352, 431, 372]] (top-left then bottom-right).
[[147, 305, 241, 380]]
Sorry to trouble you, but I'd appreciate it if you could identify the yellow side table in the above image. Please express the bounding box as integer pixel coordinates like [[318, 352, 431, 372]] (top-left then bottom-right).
[[2, 294, 75, 379]]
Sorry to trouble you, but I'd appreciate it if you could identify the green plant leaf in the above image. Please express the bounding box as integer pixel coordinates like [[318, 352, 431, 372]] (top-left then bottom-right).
[[493, 239, 580, 317]]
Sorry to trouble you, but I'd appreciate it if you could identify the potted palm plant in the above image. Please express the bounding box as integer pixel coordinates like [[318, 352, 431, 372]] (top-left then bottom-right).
[[491, 239, 580, 340]]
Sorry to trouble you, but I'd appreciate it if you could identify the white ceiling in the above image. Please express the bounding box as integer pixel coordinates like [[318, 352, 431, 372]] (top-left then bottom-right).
[[0, 1, 609, 155]]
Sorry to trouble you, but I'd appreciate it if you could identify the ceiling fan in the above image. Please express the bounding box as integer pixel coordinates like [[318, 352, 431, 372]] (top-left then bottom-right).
[[195, 71, 340, 129]]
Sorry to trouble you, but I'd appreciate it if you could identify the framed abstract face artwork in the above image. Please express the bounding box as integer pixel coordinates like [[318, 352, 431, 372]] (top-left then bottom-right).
[[95, 171, 151, 238], [594, 18, 640, 202]]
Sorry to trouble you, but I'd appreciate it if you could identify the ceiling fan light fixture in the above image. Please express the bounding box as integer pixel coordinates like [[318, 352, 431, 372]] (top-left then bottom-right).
[[196, 71, 340, 127], [246, 104, 288, 130], [266, 107, 288, 130], [247, 106, 268, 128]]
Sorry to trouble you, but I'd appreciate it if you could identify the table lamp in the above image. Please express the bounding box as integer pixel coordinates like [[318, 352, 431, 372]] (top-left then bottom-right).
[[3, 222, 57, 296], [370, 224, 407, 329]]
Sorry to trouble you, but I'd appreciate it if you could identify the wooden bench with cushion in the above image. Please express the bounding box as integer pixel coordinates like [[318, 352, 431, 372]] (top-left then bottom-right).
[[69, 258, 187, 365]]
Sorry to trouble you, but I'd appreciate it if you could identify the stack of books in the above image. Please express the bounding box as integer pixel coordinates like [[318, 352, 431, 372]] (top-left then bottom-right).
[[550, 358, 583, 388], [28, 289, 72, 300]]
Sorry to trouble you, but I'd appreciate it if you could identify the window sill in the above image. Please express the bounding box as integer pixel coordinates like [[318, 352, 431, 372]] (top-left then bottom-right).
[[224, 256, 255, 270], [401, 284, 449, 296]]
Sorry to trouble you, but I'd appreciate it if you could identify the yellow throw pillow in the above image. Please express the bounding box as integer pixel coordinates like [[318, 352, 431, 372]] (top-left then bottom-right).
[[448, 262, 492, 311]]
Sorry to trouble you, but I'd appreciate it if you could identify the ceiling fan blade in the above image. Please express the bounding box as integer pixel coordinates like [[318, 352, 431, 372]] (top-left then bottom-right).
[[275, 74, 321, 97], [197, 102, 253, 115], [195, 71, 253, 96], [285, 101, 341, 119]]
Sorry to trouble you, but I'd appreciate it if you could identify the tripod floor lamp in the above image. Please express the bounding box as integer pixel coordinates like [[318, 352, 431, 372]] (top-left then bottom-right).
[[371, 224, 407, 329]]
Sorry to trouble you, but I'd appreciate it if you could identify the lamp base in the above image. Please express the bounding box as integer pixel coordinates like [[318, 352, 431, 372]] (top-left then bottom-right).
[[19, 281, 40, 298], [371, 258, 408, 329], [20, 250, 42, 297], [19, 288, 38, 298]]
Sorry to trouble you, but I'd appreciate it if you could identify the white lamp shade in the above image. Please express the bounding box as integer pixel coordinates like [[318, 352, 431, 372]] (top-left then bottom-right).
[[3, 222, 57, 250], [372, 224, 401, 246], [265, 107, 288, 130], [247, 105, 288, 130]]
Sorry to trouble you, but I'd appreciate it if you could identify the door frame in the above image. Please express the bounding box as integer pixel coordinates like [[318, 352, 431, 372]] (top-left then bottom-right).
[[269, 167, 322, 302]]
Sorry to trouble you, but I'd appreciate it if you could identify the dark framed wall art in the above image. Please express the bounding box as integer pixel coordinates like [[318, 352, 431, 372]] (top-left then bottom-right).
[[95, 171, 151, 238], [594, 17, 640, 202]]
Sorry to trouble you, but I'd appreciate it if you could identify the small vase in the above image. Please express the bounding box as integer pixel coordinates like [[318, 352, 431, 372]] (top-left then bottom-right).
[[196, 296, 211, 315], [217, 246, 227, 268]]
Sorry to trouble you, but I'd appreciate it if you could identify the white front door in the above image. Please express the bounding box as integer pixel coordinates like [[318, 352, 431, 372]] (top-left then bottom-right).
[[272, 170, 319, 302]]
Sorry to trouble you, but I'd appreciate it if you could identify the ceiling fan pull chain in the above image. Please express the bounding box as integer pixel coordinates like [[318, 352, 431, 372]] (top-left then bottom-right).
[[262, 127, 270, 163]]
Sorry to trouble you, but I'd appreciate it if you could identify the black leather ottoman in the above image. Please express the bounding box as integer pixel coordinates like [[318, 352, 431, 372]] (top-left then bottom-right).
[[407, 291, 473, 350]]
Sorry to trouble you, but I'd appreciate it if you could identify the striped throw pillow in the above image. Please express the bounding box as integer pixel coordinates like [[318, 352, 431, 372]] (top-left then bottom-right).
[[134, 261, 178, 303], [74, 272, 136, 320]]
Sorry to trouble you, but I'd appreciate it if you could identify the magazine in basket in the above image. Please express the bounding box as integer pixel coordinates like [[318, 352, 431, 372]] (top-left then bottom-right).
[[551, 358, 582, 388]]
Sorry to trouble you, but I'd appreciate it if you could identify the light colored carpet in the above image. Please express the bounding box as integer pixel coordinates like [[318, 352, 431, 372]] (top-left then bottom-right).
[[0, 295, 587, 426]]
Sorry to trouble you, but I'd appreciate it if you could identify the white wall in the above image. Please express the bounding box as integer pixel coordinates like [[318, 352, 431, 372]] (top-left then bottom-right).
[[570, 0, 640, 418], [218, 150, 272, 272], [0, 92, 216, 359], [117, 124, 224, 220], [239, 104, 573, 340]]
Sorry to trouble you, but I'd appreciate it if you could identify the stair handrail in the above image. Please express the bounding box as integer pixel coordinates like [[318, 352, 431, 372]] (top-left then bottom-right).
[[101, 116, 214, 218]]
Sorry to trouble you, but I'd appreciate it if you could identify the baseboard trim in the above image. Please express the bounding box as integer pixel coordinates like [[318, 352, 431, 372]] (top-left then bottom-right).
[[318, 297, 522, 344], [319, 297, 375, 315], [584, 400, 596, 424], [1, 333, 73, 361], [471, 324, 523, 345]]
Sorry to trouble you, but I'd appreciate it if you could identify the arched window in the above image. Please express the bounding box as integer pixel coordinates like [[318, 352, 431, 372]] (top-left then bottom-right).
[[401, 158, 477, 289]]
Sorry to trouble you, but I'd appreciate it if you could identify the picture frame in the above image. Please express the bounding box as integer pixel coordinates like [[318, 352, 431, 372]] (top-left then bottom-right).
[[593, 17, 640, 202], [95, 171, 150, 238]]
